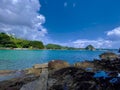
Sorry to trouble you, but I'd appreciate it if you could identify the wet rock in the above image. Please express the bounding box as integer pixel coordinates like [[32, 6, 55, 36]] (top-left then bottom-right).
[[48, 66, 120, 90], [93, 58, 120, 72], [0, 64, 45, 90], [21, 68, 48, 90], [99, 52, 118, 60], [0, 75, 39, 90], [48, 67, 96, 90], [48, 60, 70, 70], [108, 71, 118, 77], [1, 56, 120, 90]]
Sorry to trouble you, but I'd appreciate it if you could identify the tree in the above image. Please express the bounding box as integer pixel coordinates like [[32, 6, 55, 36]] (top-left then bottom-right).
[[0, 32, 44, 49], [29, 41, 44, 49], [0, 33, 16, 48], [46, 44, 62, 49]]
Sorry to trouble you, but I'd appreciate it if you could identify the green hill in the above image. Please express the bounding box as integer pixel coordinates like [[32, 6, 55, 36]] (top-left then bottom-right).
[[45, 44, 81, 50], [0, 32, 44, 49], [85, 45, 95, 50], [0, 33, 97, 50]]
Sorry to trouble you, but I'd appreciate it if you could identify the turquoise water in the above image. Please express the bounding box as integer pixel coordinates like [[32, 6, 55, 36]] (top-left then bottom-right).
[[0, 50, 116, 70]]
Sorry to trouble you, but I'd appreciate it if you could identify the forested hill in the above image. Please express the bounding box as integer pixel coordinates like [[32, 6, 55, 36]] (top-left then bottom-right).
[[0, 32, 96, 50], [0, 33, 44, 49]]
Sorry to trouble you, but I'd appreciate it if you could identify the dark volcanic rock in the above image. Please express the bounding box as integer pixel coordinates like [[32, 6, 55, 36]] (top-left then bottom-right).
[[0, 75, 39, 90], [0, 64, 43, 90], [94, 58, 120, 72], [48, 67, 120, 90], [1, 58, 120, 90], [48, 67, 96, 90]]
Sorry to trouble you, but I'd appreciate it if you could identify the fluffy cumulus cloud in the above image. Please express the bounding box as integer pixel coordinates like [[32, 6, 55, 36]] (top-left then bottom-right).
[[0, 0, 47, 41], [72, 26, 120, 48], [107, 27, 120, 41], [68, 25, 120, 48], [73, 39, 112, 48]]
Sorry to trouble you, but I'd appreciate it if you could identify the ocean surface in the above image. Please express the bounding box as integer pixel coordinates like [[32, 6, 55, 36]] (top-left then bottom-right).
[[0, 49, 118, 70]]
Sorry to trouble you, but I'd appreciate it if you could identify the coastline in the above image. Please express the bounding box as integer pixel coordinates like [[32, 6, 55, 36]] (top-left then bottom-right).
[[0, 51, 120, 89], [0, 55, 120, 89], [0, 47, 116, 51], [0, 49, 119, 70]]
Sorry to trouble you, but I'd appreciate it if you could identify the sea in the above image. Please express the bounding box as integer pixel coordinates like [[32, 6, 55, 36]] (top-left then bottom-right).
[[0, 49, 118, 70]]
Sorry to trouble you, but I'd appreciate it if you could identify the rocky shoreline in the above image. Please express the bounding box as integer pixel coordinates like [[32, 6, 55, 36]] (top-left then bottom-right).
[[0, 52, 120, 90]]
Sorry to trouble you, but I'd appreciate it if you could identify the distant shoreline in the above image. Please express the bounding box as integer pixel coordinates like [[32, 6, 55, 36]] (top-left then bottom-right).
[[0, 47, 118, 51]]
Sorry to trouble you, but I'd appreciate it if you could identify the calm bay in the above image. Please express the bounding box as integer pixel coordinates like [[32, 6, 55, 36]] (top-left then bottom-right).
[[0, 50, 117, 70]]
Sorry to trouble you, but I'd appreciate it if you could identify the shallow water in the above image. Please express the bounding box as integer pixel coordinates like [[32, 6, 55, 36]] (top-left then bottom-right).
[[0, 71, 23, 81], [94, 71, 109, 78], [0, 49, 117, 70]]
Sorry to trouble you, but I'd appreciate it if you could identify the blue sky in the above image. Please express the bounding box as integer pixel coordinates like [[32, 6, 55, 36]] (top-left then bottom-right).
[[0, 0, 120, 48], [40, 0, 120, 48]]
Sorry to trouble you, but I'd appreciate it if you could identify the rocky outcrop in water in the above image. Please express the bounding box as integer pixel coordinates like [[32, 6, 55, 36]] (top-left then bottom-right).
[[0, 75, 40, 90], [0, 63, 46, 90], [0, 53, 120, 90], [99, 52, 118, 60], [85, 45, 96, 51], [21, 68, 48, 90], [48, 67, 94, 90], [48, 58, 120, 90], [94, 58, 120, 72], [47, 56, 120, 90]]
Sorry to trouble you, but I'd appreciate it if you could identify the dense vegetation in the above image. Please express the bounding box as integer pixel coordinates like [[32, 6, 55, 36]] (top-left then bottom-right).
[[45, 44, 62, 49], [85, 45, 95, 50], [45, 44, 84, 50], [0, 32, 97, 50], [0, 33, 44, 49]]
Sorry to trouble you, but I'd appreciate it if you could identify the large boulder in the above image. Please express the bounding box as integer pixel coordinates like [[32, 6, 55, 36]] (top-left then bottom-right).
[[25, 68, 42, 76], [48, 67, 95, 90], [48, 60, 70, 70], [74, 61, 94, 69], [33, 63, 48, 69], [20, 68, 48, 90], [25, 63, 48, 76], [99, 52, 118, 60], [48, 67, 120, 90]]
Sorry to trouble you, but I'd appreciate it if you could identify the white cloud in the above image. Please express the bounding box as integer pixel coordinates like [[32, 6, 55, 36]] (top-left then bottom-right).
[[64, 2, 68, 7], [49, 38, 113, 49], [73, 39, 112, 48], [107, 27, 120, 41], [0, 0, 47, 41], [72, 26, 120, 48]]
